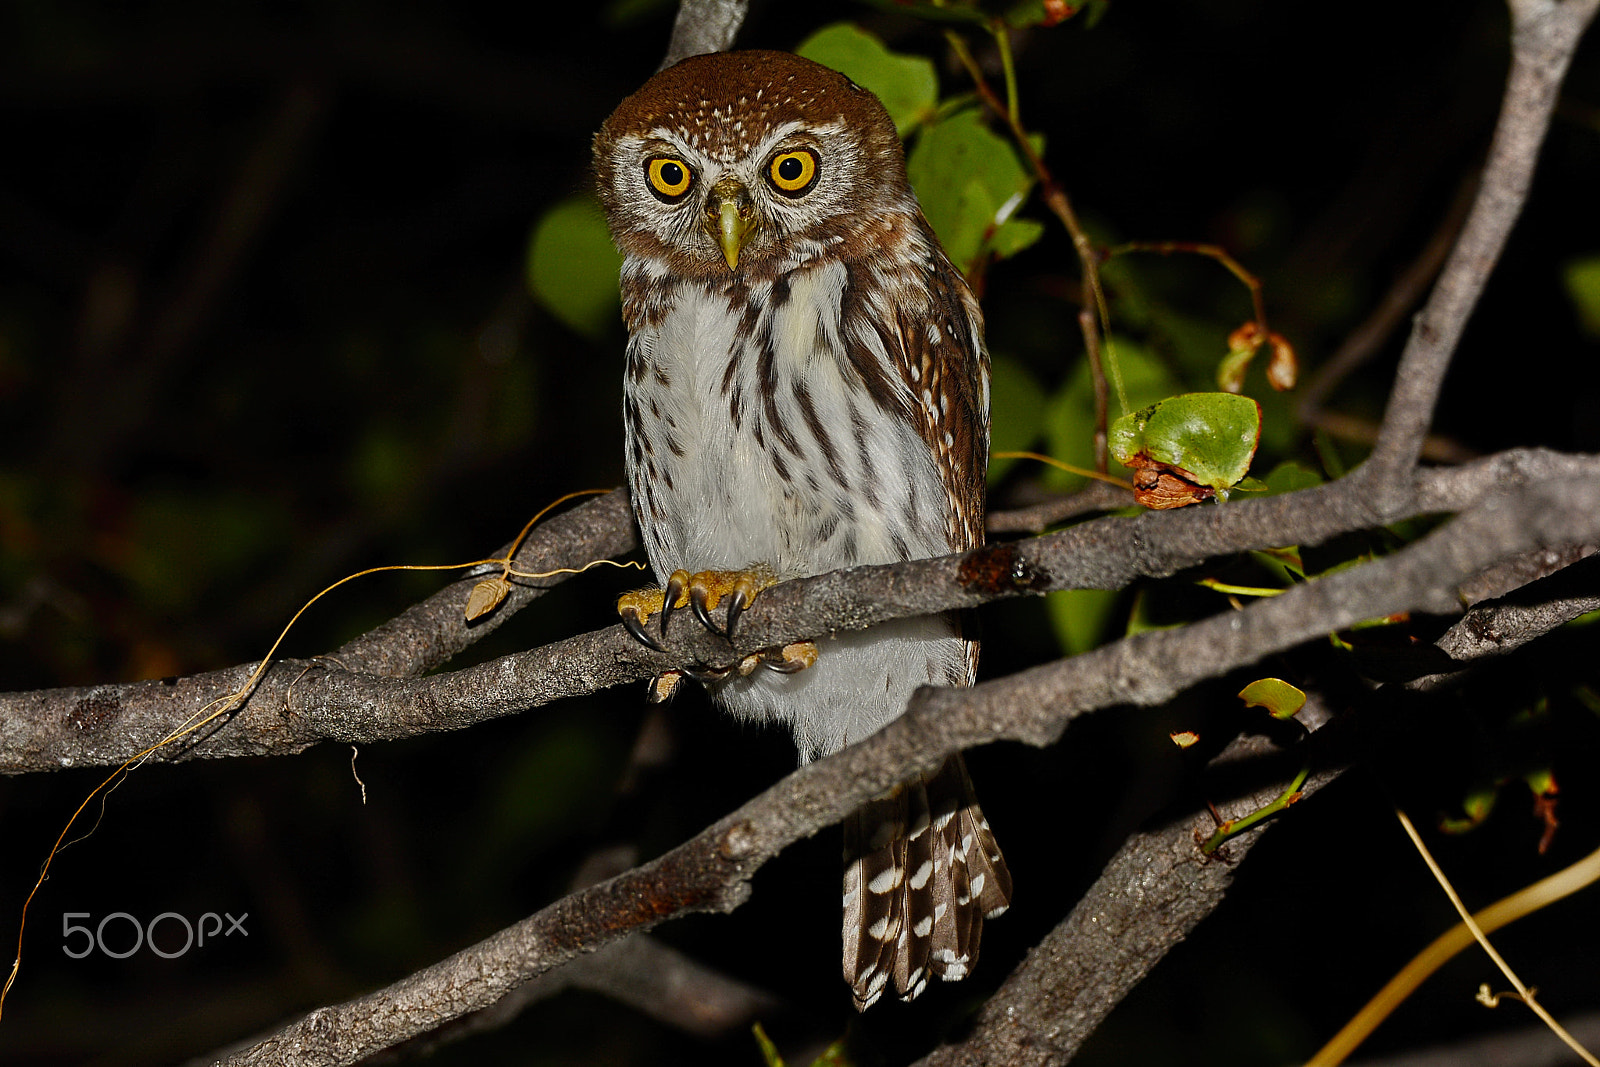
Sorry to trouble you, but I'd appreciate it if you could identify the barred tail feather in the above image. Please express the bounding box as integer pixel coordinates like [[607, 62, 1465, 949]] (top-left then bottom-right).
[[843, 792, 906, 1010], [843, 753, 1010, 1010]]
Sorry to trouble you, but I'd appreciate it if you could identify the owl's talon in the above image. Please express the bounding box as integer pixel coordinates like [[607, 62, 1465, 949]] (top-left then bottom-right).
[[724, 587, 750, 640], [661, 570, 690, 637], [689, 583, 722, 635], [762, 641, 819, 674], [647, 670, 684, 704], [620, 605, 666, 652], [685, 662, 733, 682]]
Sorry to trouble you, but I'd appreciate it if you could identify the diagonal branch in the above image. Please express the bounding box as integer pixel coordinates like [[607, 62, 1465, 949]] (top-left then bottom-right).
[[917, 542, 1600, 1067], [3, 449, 1594, 776], [1360, 0, 1600, 503], [209, 473, 1600, 1067]]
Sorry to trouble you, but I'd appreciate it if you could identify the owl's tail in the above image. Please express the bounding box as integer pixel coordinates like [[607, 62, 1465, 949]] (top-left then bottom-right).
[[841, 753, 1011, 1011]]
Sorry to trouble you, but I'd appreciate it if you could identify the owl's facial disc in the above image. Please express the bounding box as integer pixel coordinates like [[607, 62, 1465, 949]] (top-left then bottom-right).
[[704, 177, 756, 269]]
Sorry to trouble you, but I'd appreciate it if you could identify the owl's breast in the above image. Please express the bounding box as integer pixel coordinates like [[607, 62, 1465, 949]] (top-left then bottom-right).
[[622, 260, 953, 582]]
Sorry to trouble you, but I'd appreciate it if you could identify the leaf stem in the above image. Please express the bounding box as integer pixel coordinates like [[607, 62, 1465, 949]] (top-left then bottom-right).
[[990, 20, 1021, 127], [944, 28, 1121, 468], [1199, 766, 1307, 854]]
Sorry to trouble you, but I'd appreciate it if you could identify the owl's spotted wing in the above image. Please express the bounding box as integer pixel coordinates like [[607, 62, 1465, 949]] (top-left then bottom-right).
[[848, 218, 991, 555], [839, 221, 1008, 1010]]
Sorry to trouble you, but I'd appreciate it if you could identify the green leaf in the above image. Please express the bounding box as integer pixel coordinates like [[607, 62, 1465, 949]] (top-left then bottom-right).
[[907, 109, 1034, 269], [1561, 253, 1600, 338], [1041, 336, 1183, 491], [987, 355, 1047, 483], [1262, 460, 1324, 495], [526, 195, 623, 341], [989, 217, 1046, 260], [1109, 392, 1262, 495], [797, 24, 939, 135], [1047, 587, 1119, 655], [1440, 785, 1498, 834], [752, 1022, 786, 1067], [1238, 677, 1307, 719]]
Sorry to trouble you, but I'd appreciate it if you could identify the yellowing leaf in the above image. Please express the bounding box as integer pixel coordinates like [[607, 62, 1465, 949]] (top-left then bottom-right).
[[465, 576, 512, 621], [1238, 677, 1307, 719], [1562, 253, 1600, 338]]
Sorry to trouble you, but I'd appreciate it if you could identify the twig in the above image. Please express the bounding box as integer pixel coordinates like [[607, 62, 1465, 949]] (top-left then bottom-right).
[[1297, 177, 1475, 422], [1360, 0, 1600, 503], [1304, 832, 1600, 1067], [1388, 810, 1599, 1067], [944, 31, 1118, 469], [986, 479, 1132, 535]]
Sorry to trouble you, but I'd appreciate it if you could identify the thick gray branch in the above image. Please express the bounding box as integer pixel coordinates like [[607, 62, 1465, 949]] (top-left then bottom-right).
[[4, 449, 1594, 776], [209, 475, 1600, 1066]]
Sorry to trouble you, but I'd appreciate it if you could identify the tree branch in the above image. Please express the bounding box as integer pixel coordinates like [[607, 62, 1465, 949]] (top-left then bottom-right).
[[205, 473, 1600, 1066], [659, 0, 748, 70], [4, 449, 1594, 776], [1360, 0, 1599, 503], [917, 540, 1600, 1065]]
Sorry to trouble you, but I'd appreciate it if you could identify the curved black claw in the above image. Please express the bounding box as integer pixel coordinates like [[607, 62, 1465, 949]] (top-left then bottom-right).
[[763, 653, 808, 673], [724, 587, 749, 641], [647, 670, 683, 704], [690, 585, 724, 635], [661, 572, 687, 637], [684, 661, 734, 683], [761, 642, 817, 674], [620, 607, 666, 652]]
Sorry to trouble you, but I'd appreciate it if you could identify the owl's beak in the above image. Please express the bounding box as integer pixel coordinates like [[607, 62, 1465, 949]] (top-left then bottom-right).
[[706, 178, 754, 270]]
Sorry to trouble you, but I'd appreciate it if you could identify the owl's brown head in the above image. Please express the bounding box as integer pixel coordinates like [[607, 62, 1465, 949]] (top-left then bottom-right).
[[594, 51, 911, 278]]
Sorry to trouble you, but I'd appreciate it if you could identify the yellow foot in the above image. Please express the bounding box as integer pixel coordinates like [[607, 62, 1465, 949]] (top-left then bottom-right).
[[616, 568, 817, 678], [706, 640, 819, 679], [616, 566, 779, 652], [647, 670, 684, 703], [617, 586, 670, 651], [762, 640, 818, 674]]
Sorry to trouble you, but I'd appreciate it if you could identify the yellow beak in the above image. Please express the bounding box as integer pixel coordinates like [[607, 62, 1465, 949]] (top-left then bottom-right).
[[707, 179, 754, 270]]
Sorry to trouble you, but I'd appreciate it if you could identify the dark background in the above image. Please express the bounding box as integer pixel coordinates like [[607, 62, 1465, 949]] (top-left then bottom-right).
[[2, 1, 1599, 1064]]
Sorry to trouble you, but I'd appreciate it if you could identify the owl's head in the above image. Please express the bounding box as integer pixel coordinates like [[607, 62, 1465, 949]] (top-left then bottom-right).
[[594, 51, 910, 277]]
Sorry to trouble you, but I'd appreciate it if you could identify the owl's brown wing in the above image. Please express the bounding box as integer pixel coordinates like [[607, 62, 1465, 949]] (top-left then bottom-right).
[[839, 222, 1008, 1011], [854, 221, 991, 554], [903, 237, 991, 554]]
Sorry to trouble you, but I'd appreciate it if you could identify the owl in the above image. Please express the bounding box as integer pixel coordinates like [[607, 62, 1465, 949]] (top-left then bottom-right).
[[594, 49, 1010, 1010]]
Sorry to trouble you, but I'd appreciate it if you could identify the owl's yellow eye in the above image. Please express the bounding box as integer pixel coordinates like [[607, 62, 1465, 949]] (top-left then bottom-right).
[[767, 149, 819, 196], [646, 156, 694, 199]]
